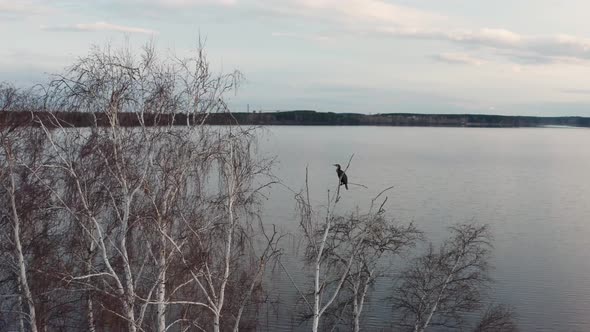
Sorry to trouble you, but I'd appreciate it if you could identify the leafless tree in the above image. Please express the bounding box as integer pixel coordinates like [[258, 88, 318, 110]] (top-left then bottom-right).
[[293, 164, 355, 332], [0, 85, 74, 332], [343, 211, 421, 332], [291, 163, 421, 332], [393, 224, 493, 331], [39, 42, 275, 331], [0, 40, 282, 332], [0, 125, 41, 332], [0, 83, 18, 112], [474, 304, 519, 332]]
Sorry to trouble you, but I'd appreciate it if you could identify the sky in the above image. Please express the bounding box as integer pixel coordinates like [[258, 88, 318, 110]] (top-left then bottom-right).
[[3, 0, 590, 115]]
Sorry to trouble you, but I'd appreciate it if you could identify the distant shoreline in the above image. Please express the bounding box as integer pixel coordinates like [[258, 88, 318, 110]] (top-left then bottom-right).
[[2, 110, 590, 128]]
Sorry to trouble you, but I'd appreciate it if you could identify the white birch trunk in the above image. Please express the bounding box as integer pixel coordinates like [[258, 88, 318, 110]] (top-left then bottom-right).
[[353, 273, 371, 332], [156, 229, 167, 332], [86, 241, 96, 332], [121, 197, 138, 332], [214, 142, 236, 332], [232, 263, 265, 332], [417, 254, 463, 332], [9, 168, 38, 332], [312, 215, 332, 332], [86, 293, 96, 332], [352, 277, 361, 332], [17, 284, 25, 332], [312, 258, 321, 332]]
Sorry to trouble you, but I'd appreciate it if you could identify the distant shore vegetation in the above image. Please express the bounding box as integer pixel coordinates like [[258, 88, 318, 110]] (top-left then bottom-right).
[[2, 109, 590, 128]]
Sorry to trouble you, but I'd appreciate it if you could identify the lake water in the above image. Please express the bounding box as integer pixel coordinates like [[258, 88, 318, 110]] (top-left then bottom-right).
[[255, 126, 590, 331]]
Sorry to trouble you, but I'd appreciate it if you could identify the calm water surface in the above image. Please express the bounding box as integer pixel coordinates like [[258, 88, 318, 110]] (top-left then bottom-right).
[[255, 126, 590, 331]]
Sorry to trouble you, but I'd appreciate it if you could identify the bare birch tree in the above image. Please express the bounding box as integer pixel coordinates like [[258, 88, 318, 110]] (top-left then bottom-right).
[[474, 304, 519, 332], [294, 166, 355, 332], [0, 126, 40, 332], [393, 224, 493, 331], [342, 210, 421, 332], [0, 85, 71, 331], [292, 163, 421, 332], [14, 41, 281, 332]]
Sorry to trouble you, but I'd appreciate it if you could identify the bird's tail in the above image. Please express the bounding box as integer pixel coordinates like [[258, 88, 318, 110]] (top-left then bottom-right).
[[345, 183, 348, 190]]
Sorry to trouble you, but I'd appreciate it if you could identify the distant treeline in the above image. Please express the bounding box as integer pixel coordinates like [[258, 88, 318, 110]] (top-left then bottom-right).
[[232, 110, 590, 127], [2, 110, 590, 128]]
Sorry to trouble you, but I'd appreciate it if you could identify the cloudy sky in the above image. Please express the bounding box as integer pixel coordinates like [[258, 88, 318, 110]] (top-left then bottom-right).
[[3, 0, 590, 115]]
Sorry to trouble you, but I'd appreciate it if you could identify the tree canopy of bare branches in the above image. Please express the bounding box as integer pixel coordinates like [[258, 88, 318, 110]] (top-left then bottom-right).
[[0, 42, 279, 332], [393, 224, 495, 332], [292, 166, 422, 332]]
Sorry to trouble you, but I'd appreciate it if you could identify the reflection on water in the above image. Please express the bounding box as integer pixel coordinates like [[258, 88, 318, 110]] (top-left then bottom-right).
[[256, 126, 590, 331]]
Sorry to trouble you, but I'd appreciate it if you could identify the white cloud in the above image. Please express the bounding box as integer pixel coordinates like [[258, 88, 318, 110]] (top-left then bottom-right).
[[433, 53, 485, 66], [271, 31, 330, 42], [41, 22, 158, 34], [119, 0, 237, 9], [379, 27, 523, 48], [243, 1, 590, 66], [166, 0, 237, 6], [259, 0, 446, 28], [0, 0, 53, 18], [452, 28, 522, 47], [560, 88, 590, 94], [253, 1, 590, 65], [527, 34, 590, 59], [301, 0, 444, 26], [378, 27, 590, 64]]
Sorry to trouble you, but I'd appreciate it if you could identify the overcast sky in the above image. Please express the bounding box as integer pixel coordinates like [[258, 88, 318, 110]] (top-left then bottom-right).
[[4, 0, 590, 115]]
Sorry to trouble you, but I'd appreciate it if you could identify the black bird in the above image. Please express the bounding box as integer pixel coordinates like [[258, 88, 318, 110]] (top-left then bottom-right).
[[333, 164, 348, 190]]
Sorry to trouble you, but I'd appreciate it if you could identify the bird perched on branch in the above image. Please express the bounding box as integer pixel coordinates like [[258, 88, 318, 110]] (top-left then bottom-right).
[[333, 164, 348, 190]]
